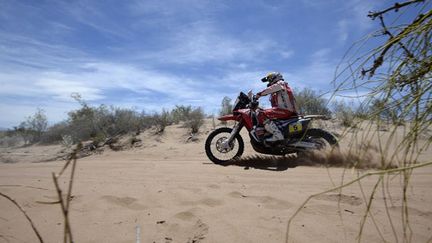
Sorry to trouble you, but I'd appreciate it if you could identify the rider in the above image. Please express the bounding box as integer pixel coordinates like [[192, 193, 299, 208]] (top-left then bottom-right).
[[255, 72, 298, 142]]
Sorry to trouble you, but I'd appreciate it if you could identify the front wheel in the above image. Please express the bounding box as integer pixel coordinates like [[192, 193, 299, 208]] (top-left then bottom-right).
[[205, 127, 244, 164]]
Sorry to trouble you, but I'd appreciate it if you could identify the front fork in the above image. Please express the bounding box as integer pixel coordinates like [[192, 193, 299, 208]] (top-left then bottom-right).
[[221, 121, 243, 150]]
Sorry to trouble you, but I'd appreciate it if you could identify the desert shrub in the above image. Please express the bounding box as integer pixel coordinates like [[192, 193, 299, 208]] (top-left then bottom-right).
[[0, 135, 22, 147], [369, 98, 404, 125], [66, 104, 99, 142], [40, 122, 69, 144], [152, 109, 172, 134], [105, 107, 142, 136], [353, 104, 370, 120], [139, 112, 154, 131], [149, 106, 205, 134], [219, 96, 233, 116], [12, 122, 34, 145], [43, 105, 149, 145], [10, 108, 48, 144], [184, 107, 205, 133], [171, 105, 192, 124], [219, 96, 233, 125], [295, 87, 331, 116], [65, 97, 146, 142], [0, 129, 21, 147], [332, 100, 355, 127], [26, 108, 48, 143]]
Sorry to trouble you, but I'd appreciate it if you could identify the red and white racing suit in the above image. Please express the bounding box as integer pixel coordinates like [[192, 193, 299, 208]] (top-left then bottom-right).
[[257, 80, 298, 123], [255, 81, 298, 142]]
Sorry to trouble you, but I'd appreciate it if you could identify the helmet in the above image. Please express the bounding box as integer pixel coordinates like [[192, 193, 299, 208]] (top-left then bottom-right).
[[261, 72, 284, 85]]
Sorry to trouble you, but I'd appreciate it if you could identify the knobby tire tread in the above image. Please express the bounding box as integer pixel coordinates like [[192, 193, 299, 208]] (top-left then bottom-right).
[[205, 127, 244, 164]]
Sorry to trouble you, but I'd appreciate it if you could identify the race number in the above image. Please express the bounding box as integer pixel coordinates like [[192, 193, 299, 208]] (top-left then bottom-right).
[[288, 122, 303, 133]]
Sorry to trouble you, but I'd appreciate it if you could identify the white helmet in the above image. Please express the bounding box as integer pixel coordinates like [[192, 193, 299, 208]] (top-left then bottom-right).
[[261, 72, 284, 85]]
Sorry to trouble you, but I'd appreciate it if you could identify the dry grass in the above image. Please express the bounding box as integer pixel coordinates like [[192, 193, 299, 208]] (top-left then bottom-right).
[[285, 1, 432, 242]]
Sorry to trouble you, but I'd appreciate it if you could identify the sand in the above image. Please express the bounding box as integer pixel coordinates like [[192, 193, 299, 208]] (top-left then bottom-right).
[[0, 121, 431, 242]]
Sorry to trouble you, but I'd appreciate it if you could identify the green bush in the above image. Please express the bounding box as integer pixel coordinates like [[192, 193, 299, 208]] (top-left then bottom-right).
[[369, 98, 404, 125], [295, 88, 331, 116], [39, 97, 151, 144], [219, 96, 233, 116], [332, 100, 355, 127], [0, 135, 22, 147], [184, 107, 205, 133], [8, 93, 208, 145], [152, 109, 172, 134], [65, 101, 147, 142], [40, 122, 69, 144], [9, 108, 48, 144], [171, 105, 192, 124]]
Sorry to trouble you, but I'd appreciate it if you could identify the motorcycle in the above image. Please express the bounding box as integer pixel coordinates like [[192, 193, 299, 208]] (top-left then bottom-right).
[[205, 91, 338, 164]]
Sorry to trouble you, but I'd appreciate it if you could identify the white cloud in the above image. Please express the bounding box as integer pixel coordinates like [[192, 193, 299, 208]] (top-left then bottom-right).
[[280, 50, 295, 59], [138, 21, 278, 65], [281, 48, 338, 91], [347, 0, 377, 31], [1, 0, 380, 127], [0, 56, 341, 127], [0, 65, 197, 126], [0, 33, 91, 71], [337, 19, 349, 43], [55, 1, 133, 39], [36, 78, 105, 101], [333, 0, 381, 44], [129, 0, 226, 17]]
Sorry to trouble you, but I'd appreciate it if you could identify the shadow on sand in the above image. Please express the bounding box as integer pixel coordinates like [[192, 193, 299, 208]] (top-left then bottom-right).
[[218, 154, 304, 171], [210, 148, 392, 171]]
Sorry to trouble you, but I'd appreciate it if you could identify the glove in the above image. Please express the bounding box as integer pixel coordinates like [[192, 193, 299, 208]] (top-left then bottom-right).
[[250, 100, 259, 109]]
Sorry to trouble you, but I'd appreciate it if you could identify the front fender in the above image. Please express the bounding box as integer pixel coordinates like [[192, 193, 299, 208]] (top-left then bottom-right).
[[218, 114, 239, 121]]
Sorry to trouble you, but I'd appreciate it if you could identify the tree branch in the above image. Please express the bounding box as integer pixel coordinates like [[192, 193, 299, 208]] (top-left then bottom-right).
[[362, 9, 432, 77], [368, 0, 425, 20]]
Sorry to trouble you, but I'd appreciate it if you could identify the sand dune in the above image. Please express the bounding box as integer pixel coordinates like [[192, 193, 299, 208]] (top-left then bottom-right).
[[0, 121, 431, 242]]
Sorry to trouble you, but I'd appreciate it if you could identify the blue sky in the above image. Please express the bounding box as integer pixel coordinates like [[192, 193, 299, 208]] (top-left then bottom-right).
[[0, 0, 414, 128]]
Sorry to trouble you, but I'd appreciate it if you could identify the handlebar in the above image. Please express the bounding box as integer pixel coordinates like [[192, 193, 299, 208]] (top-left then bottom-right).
[[250, 94, 259, 109]]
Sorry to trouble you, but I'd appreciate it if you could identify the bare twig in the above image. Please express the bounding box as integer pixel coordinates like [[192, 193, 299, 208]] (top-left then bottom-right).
[[0, 192, 44, 243], [362, 9, 432, 77], [52, 173, 73, 243], [0, 185, 49, 191], [381, 179, 399, 243], [51, 142, 81, 243], [356, 177, 384, 242], [367, 0, 425, 19]]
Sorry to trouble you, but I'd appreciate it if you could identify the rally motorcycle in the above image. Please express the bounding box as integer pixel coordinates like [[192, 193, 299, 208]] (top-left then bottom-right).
[[205, 91, 338, 164]]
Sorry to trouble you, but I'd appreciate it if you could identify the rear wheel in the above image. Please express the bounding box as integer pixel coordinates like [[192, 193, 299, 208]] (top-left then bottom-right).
[[205, 127, 244, 164], [304, 128, 339, 149]]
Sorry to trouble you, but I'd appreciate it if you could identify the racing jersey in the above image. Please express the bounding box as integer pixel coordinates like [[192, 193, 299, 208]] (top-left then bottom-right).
[[258, 81, 297, 113]]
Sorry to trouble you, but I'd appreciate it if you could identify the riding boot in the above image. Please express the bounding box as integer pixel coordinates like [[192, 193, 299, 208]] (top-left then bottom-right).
[[250, 126, 259, 142], [264, 120, 284, 142]]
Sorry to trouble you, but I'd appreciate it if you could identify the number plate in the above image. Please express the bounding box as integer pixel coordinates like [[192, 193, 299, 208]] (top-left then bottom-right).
[[288, 122, 303, 133]]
